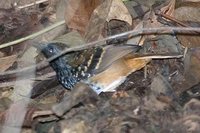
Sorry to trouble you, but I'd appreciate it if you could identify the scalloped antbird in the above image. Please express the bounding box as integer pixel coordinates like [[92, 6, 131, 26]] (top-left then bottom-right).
[[37, 43, 141, 94]]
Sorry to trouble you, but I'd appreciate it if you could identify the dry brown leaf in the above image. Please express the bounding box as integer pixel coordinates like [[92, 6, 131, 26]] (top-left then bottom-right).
[[84, 0, 132, 42], [124, 0, 150, 28], [184, 99, 200, 116], [160, 0, 176, 16], [55, 0, 68, 20], [84, 0, 112, 42], [59, 121, 88, 133], [107, 0, 132, 25], [158, 0, 200, 47], [175, 48, 200, 95], [65, 0, 132, 41], [0, 104, 39, 127], [174, 5, 200, 23], [0, 55, 17, 72], [157, 0, 200, 47], [177, 34, 200, 48], [174, 3, 200, 47], [65, 0, 101, 35], [184, 48, 200, 83]]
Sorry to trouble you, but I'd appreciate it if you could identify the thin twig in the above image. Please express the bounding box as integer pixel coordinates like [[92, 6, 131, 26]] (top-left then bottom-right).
[[0, 27, 200, 77], [33, 110, 54, 118], [183, 47, 188, 59], [0, 72, 55, 88], [157, 13, 188, 27], [0, 20, 65, 49], [17, 0, 48, 9], [46, 27, 200, 62], [133, 53, 183, 59], [144, 43, 147, 79]]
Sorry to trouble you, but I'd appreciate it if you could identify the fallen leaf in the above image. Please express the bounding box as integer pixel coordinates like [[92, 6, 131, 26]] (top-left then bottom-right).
[[60, 120, 88, 133], [107, 0, 132, 25], [124, 0, 149, 25], [66, 0, 132, 42], [85, 0, 134, 42], [184, 48, 200, 82], [55, 0, 68, 20], [175, 48, 200, 95], [104, 19, 132, 41], [174, 4, 200, 47], [0, 104, 39, 127], [64, 0, 101, 35], [0, 55, 17, 72], [174, 4, 200, 22], [160, 0, 176, 16], [184, 99, 200, 116], [159, 0, 200, 48], [84, 0, 112, 42]]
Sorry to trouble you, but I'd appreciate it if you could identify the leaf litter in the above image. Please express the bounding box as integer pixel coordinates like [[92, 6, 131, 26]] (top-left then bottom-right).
[[0, 0, 200, 132]]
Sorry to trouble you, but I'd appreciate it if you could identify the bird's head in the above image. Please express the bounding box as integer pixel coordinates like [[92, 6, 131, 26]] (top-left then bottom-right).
[[35, 43, 62, 58]]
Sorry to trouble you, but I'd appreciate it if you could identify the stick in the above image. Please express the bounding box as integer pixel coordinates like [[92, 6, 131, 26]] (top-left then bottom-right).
[[0, 20, 65, 49], [0, 27, 199, 77], [17, 0, 48, 9]]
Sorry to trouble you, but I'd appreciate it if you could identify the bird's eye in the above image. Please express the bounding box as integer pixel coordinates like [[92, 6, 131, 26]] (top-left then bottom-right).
[[49, 48, 53, 53]]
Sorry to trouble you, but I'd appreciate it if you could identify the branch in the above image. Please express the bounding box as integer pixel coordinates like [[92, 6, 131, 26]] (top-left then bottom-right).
[[17, 0, 48, 9], [0, 20, 65, 49], [0, 27, 199, 78]]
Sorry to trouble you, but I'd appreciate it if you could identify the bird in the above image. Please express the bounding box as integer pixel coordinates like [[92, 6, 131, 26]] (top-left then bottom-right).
[[36, 42, 142, 94]]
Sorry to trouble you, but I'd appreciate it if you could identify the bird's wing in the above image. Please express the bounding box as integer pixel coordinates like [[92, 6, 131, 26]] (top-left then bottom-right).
[[60, 44, 140, 78], [93, 45, 141, 74]]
